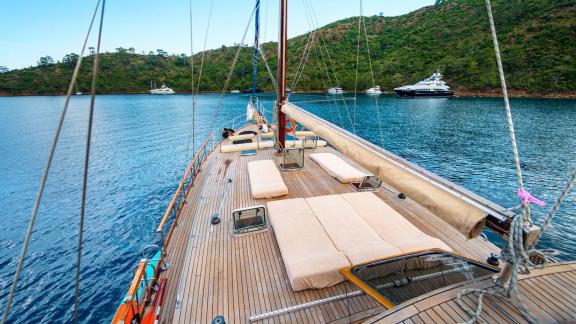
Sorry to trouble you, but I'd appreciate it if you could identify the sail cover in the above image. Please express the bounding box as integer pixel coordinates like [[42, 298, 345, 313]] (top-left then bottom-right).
[[282, 102, 487, 239]]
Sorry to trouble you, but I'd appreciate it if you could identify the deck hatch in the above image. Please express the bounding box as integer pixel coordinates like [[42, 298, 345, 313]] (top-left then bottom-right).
[[232, 205, 268, 234], [280, 147, 304, 171], [343, 250, 498, 307], [351, 175, 382, 191]]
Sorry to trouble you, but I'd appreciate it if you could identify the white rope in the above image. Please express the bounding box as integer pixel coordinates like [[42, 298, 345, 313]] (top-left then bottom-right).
[[457, 216, 537, 324], [456, 2, 542, 322], [485, 0, 530, 221], [1, 1, 102, 322], [531, 168, 576, 249]]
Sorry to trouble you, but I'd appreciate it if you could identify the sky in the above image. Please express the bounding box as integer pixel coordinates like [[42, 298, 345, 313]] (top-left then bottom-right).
[[0, 0, 435, 70]]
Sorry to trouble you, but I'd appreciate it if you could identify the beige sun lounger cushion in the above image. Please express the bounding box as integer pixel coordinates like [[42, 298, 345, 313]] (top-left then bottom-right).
[[248, 160, 289, 199], [309, 153, 367, 183], [267, 198, 351, 291], [306, 195, 401, 264], [341, 192, 452, 253], [220, 141, 274, 153]]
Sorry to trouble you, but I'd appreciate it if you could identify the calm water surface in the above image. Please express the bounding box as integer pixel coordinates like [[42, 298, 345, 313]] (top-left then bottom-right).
[[0, 94, 575, 322]]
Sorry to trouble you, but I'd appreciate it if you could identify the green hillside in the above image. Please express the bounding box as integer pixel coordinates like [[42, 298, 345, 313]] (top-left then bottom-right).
[[0, 0, 574, 96]]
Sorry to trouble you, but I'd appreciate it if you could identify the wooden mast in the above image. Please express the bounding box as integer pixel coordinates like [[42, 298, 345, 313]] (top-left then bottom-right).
[[276, 0, 287, 152]]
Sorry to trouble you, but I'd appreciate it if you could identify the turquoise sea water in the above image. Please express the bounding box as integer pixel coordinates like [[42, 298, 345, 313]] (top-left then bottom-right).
[[0, 93, 575, 322]]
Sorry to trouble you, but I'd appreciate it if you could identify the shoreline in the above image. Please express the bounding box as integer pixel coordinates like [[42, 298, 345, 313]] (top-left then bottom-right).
[[1, 89, 575, 99]]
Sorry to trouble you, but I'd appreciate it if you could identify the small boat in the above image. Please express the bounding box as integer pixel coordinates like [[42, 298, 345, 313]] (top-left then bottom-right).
[[286, 88, 293, 94], [75, 92, 83, 96], [327, 86, 344, 94], [149, 82, 175, 95], [394, 70, 453, 98], [230, 89, 241, 93], [365, 85, 382, 95]]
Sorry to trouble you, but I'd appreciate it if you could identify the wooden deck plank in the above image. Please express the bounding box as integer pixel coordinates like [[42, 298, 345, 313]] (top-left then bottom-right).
[[368, 264, 576, 323], [157, 138, 551, 324]]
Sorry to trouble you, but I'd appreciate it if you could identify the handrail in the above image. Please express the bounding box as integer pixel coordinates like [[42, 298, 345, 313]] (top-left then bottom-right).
[[155, 112, 249, 249], [155, 133, 215, 234], [126, 260, 148, 302], [113, 112, 250, 323]]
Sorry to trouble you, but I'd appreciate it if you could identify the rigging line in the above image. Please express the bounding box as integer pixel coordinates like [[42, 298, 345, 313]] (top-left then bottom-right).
[[288, 27, 316, 98], [259, 45, 279, 93], [305, 7, 341, 127], [0, 1, 102, 323], [262, 0, 268, 42], [353, 0, 362, 130], [360, 1, 384, 147], [74, 1, 106, 322], [259, 45, 278, 93], [485, 0, 529, 220], [312, 44, 337, 125], [193, 0, 215, 98], [306, 0, 355, 133], [532, 168, 576, 249], [189, 0, 196, 158], [291, 98, 355, 104], [209, 4, 257, 133], [302, 0, 343, 127]]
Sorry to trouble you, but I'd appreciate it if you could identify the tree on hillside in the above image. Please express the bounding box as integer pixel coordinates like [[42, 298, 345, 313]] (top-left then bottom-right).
[[62, 53, 79, 68], [37, 56, 55, 66], [156, 49, 168, 57], [0, 66, 8, 74]]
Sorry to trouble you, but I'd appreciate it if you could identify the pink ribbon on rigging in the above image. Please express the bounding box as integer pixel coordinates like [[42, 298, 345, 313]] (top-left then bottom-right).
[[517, 189, 546, 207]]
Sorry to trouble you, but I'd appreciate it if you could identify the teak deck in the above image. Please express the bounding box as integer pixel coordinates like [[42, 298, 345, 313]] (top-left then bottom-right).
[[366, 263, 576, 323], [155, 133, 572, 323]]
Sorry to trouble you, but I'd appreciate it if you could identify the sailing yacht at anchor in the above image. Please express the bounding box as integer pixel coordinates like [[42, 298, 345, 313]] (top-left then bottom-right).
[[3, 1, 575, 324], [106, 1, 576, 323]]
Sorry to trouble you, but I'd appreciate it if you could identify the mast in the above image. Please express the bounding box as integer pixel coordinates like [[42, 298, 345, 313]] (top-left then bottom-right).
[[276, 0, 287, 151], [252, 0, 260, 96]]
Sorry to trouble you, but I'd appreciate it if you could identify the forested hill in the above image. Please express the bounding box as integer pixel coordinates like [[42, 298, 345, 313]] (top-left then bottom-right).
[[0, 0, 574, 96]]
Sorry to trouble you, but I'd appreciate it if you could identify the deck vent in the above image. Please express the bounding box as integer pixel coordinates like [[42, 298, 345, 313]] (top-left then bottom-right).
[[351, 175, 383, 192], [232, 206, 267, 234], [281, 147, 304, 171]]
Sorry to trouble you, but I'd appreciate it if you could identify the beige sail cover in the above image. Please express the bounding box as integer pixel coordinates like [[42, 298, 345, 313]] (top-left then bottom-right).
[[282, 103, 486, 239]]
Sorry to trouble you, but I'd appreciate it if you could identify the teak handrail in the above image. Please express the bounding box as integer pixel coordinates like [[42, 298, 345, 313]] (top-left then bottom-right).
[[155, 133, 215, 234], [126, 260, 148, 302]]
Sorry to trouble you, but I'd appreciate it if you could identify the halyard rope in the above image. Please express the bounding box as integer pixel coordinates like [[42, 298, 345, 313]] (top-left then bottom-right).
[[456, 0, 538, 322], [1, 1, 102, 323], [485, 0, 530, 221], [74, 1, 106, 322]]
